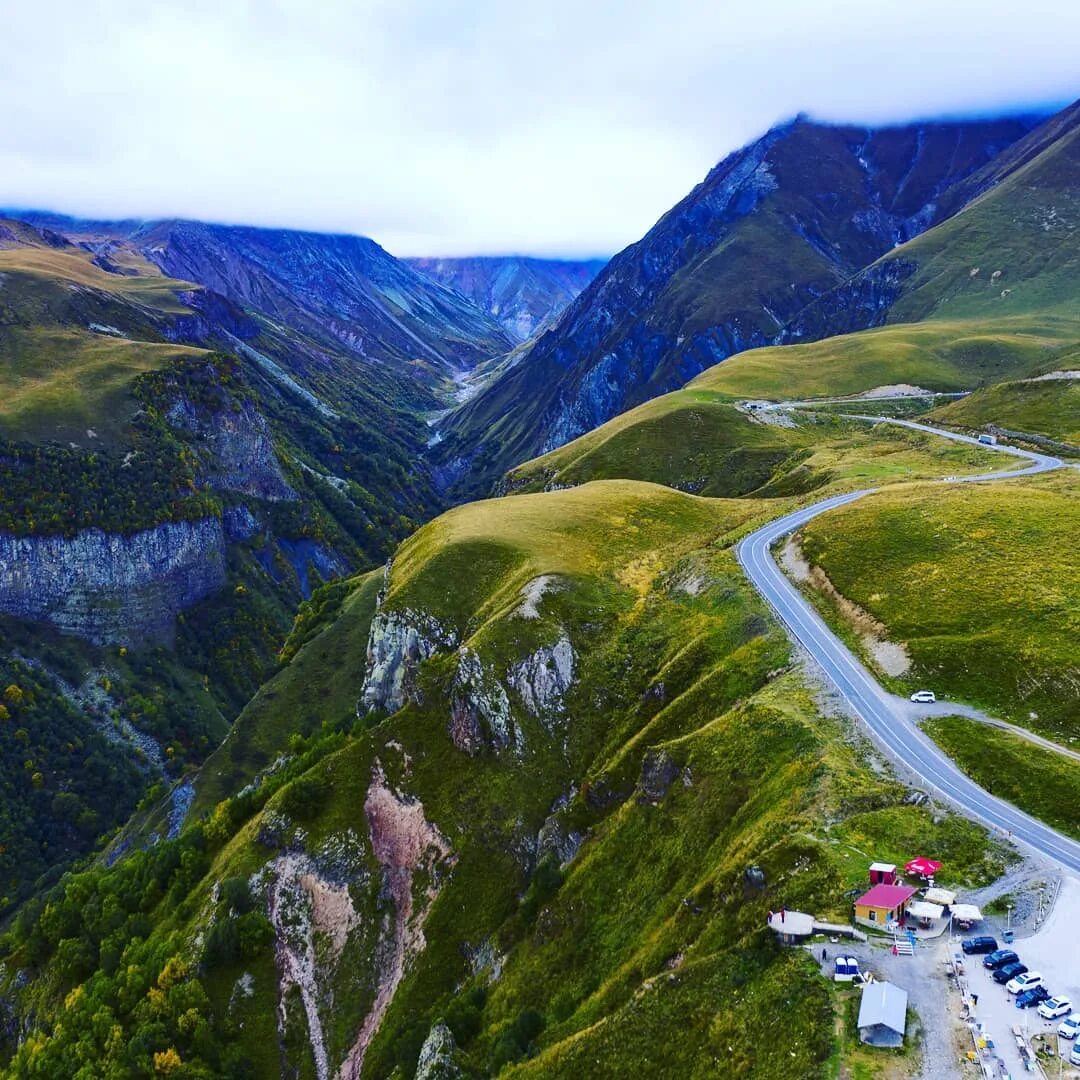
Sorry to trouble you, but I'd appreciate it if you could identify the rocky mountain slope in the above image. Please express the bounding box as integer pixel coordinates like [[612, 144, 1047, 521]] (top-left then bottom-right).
[[0, 213, 512, 903], [790, 98, 1080, 337], [406, 256, 606, 342], [433, 112, 1047, 491], [0, 473, 1010, 1079], [21, 215, 515, 386]]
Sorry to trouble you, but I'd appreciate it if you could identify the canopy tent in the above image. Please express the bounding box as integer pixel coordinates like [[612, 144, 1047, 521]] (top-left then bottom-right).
[[905, 857, 943, 878], [950, 903, 982, 923], [907, 900, 944, 921], [925, 887, 956, 906]]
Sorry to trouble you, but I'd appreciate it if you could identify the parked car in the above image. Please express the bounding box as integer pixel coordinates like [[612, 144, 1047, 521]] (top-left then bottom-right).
[[1007, 971, 1043, 995], [983, 949, 1019, 970], [1038, 997, 1072, 1020], [910, 690, 936, 704], [962, 936, 997, 955], [1071, 1040, 1080, 1067], [1016, 986, 1050, 1009], [993, 962, 1027, 985], [1058, 1013, 1080, 1040]]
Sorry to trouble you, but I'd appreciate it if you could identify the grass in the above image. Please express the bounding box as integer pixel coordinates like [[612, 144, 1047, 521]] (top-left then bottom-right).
[[687, 315, 1080, 402], [0, 327, 206, 445], [798, 474, 1080, 741], [191, 569, 383, 816], [504, 386, 1009, 501], [2, 477, 1018, 1078], [924, 717, 1080, 840], [931, 374, 1080, 446], [0, 241, 205, 444]]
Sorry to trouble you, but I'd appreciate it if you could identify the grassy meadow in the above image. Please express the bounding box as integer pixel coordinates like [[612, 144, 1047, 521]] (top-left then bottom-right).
[[799, 474, 1080, 741], [924, 717, 1080, 840]]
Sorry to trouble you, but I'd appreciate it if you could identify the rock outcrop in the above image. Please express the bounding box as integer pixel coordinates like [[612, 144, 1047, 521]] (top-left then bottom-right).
[[508, 635, 575, 730], [359, 608, 458, 715], [414, 1023, 462, 1080], [0, 517, 226, 644], [337, 761, 454, 1079], [449, 647, 523, 756]]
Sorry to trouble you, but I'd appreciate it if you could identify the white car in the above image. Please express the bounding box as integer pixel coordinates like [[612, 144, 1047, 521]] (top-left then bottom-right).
[[1038, 996, 1072, 1020], [1057, 1012, 1080, 1038], [910, 690, 936, 704], [1072, 1041, 1080, 1068], [1006, 971, 1043, 995]]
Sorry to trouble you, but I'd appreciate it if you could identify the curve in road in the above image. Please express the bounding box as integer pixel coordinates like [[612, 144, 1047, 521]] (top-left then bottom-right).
[[736, 418, 1080, 873]]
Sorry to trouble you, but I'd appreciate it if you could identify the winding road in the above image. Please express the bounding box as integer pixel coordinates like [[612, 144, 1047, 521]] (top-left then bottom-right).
[[735, 417, 1080, 873]]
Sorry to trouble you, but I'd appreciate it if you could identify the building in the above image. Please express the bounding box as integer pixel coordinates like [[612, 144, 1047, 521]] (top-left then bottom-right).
[[853, 884, 917, 929], [857, 981, 908, 1047], [868, 862, 897, 886]]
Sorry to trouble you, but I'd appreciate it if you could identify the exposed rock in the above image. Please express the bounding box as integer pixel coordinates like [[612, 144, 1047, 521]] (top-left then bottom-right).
[[337, 761, 454, 1079], [359, 608, 457, 714], [267, 852, 364, 1080], [0, 517, 226, 645], [639, 749, 681, 803], [449, 647, 522, 756], [167, 397, 296, 501], [507, 635, 575, 729], [537, 809, 583, 867], [515, 574, 562, 619], [222, 503, 261, 541], [414, 1023, 462, 1080]]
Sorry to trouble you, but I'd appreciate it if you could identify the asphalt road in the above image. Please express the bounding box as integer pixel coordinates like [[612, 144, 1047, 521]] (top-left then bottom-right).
[[735, 418, 1080, 873]]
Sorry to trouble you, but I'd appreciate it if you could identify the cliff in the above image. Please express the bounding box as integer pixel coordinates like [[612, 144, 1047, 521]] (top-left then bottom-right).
[[0, 517, 226, 644]]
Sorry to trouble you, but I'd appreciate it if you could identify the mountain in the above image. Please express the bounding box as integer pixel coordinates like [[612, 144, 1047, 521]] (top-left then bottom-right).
[[433, 113, 1045, 490], [405, 256, 606, 342], [789, 98, 1080, 337], [0, 470, 1010, 1079], [0, 211, 513, 904], [21, 215, 515, 386]]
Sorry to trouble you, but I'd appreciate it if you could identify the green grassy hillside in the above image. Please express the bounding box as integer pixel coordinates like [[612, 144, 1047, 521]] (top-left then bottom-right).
[[504, 381, 1008, 498], [0, 480, 1011, 1078], [0, 240, 208, 446], [930, 373, 1080, 446], [688, 315, 1078, 401], [798, 474, 1080, 742]]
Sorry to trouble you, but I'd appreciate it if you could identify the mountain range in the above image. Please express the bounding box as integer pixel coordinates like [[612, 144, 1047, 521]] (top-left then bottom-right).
[[432, 111, 1062, 491], [0, 93, 1078, 1080]]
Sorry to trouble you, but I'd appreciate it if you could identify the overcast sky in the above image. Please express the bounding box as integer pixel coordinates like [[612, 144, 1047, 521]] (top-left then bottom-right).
[[2, 1, 1078, 257]]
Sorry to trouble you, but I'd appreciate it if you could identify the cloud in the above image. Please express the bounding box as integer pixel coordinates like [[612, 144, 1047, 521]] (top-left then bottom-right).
[[1, 0, 1077, 256]]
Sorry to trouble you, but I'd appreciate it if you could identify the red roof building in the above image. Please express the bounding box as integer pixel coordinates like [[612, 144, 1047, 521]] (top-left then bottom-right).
[[854, 884, 918, 928]]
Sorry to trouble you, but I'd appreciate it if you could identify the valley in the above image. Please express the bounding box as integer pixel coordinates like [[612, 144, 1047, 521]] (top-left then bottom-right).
[[1, 89, 1079, 1080]]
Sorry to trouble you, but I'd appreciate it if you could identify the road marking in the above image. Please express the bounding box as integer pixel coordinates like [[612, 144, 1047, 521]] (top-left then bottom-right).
[[736, 418, 1080, 872]]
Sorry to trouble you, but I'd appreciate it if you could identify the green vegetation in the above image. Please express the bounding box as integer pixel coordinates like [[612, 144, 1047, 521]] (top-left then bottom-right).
[[504, 390, 1007, 499], [925, 717, 1080, 840], [881, 121, 1080, 323], [0, 620, 226, 914], [688, 315, 1079, 401], [1, 480, 1010, 1078], [799, 475, 1080, 741], [931, 374, 1080, 446]]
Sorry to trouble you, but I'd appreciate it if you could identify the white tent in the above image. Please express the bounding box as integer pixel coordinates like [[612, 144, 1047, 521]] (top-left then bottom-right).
[[950, 903, 982, 923], [924, 887, 956, 906], [907, 900, 944, 920]]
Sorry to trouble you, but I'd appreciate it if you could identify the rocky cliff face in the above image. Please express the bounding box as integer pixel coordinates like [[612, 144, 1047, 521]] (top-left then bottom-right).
[[406, 256, 606, 343], [0, 518, 226, 644], [437, 113, 1042, 491], [167, 397, 297, 501], [359, 607, 458, 715], [133, 220, 514, 380]]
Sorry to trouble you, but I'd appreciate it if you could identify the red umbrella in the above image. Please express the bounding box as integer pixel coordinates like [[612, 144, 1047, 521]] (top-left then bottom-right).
[[905, 857, 942, 878]]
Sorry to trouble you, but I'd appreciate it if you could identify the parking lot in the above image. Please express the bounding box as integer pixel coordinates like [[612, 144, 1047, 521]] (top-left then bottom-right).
[[964, 872, 1080, 1077]]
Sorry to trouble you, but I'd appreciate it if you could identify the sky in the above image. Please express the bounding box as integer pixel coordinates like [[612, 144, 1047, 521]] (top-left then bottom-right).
[[2, 1, 1078, 258]]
